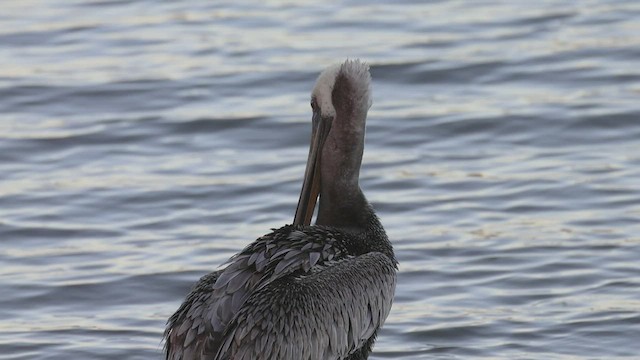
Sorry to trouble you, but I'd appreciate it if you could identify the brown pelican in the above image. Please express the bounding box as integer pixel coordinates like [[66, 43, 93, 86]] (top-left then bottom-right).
[[164, 59, 397, 360]]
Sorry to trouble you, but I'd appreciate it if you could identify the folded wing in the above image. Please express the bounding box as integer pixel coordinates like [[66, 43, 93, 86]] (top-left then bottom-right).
[[216, 252, 397, 360]]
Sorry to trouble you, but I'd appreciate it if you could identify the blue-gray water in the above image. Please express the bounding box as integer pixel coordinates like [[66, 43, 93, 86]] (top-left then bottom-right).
[[1, 1, 639, 359]]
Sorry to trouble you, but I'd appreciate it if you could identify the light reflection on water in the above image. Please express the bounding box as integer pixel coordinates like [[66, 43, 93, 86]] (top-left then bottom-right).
[[1, 1, 640, 359]]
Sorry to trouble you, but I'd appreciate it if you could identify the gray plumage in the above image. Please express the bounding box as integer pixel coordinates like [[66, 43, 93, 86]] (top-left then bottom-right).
[[164, 60, 397, 360]]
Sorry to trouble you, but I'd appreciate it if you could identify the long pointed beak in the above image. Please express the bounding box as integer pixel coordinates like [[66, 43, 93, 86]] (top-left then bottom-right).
[[293, 111, 330, 225]]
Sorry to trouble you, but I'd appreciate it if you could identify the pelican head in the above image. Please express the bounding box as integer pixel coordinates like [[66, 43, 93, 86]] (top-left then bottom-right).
[[294, 60, 372, 227]]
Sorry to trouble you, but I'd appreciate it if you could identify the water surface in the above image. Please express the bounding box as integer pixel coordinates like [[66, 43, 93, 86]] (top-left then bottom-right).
[[1, 1, 640, 359]]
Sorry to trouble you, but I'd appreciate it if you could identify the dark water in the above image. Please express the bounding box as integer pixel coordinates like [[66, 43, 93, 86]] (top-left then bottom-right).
[[1, 1, 639, 359]]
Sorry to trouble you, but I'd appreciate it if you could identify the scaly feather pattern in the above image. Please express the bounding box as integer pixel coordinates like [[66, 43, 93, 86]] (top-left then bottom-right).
[[165, 223, 393, 360], [216, 252, 396, 360]]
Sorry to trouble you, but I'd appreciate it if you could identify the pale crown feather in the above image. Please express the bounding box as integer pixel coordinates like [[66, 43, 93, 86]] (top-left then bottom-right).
[[311, 59, 372, 119]]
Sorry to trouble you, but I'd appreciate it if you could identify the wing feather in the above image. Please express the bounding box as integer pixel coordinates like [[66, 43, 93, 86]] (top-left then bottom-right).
[[164, 271, 222, 360], [165, 225, 347, 359], [217, 252, 397, 360]]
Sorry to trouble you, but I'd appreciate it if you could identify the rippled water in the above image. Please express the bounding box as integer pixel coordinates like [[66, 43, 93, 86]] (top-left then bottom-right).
[[2, 1, 640, 359]]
